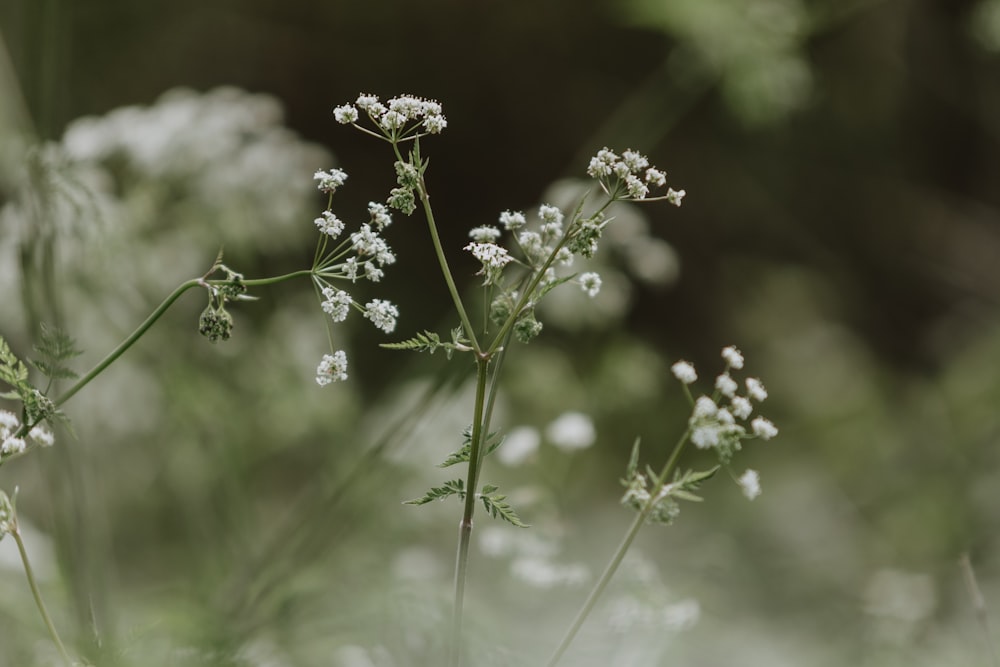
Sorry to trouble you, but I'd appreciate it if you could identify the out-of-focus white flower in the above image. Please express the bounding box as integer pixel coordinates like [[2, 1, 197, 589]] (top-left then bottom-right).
[[546, 411, 596, 451]]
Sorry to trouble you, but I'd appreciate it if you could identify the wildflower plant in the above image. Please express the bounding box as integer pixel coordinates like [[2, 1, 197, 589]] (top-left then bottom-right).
[[0, 91, 777, 667]]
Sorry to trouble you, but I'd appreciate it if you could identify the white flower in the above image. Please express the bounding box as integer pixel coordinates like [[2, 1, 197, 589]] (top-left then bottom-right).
[[693, 396, 718, 418], [645, 168, 666, 186], [555, 247, 574, 266], [730, 395, 753, 420], [746, 377, 768, 402], [29, 425, 55, 447], [368, 202, 392, 230], [0, 410, 19, 436], [715, 373, 738, 398], [342, 257, 359, 282], [355, 93, 380, 110], [666, 188, 685, 207], [465, 242, 513, 270], [721, 345, 744, 370], [363, 261, 384, 282], [333, 104, 358, 124], [538, 204, 563, 222], [621, 149, 649, 172], [468, 225, 502, 243], [671, 361, 697, 384], [499, 210, 526, 230], [498, 426, 540, 467], [316, 351, 348, 385], [423, 114, 447, 134], [379, 109, 408, 131], [690, 425, 719, 449], [738, 469, 761, 500], [363, 299, 399, 333], [313, 168, 348, 194], [321, 287, 353, 322], [1, 437, 26, 455], [579, 272, 602, 298], [314, 210, 345, 238], [751, 417, 778, 440], [625, 175, 649, 199], [546, 411, 596, 451]]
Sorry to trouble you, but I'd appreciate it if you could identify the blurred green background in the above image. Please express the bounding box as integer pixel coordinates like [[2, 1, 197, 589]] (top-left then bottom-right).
[[2, 0, 1000, 665]]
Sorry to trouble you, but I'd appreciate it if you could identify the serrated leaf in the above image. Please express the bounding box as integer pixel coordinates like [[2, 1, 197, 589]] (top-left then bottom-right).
[[438, 427, 502, 468], [30, 324, 82, 382], [478, 488, 529, 528], [0, 336, 29, 388], [381, 330, 443, 353], [403, 479, 466, 506]]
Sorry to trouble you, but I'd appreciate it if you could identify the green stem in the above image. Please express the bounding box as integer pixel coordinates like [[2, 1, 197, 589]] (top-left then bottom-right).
[[13, 526, 74, 666], [52, 269, 314, 410], [449, 355, 490, 667], [546, 428, 691, 667], [486, 198, 614, 357], [53, 278, 200, 408], [416, 180, 481, 354]]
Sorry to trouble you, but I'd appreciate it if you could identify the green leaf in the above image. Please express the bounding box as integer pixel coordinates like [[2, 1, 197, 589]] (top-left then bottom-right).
[[30, 324, 82, 381], [478, 485, 528, 528], [625, 437, 641, 479], [438, 426, 503, 468], [403, 479, 465, 506], [671, 489, 704, 503], [534, 273, 576, 301], [0, 336, 29, 389]]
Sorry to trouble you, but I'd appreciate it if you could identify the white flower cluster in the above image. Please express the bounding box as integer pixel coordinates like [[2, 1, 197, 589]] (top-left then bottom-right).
[[0, 409, 54, 459], [316, 351, 348, 386], [464, 241, 514, 284], [670, 346, 778, 500], [311, 166, 399, 386], [587, 147, 685, 204], [333, 93, 447, 137]]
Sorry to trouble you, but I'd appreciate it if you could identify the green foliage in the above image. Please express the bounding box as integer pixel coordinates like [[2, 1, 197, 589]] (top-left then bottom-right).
[[381, 327, 470, 359], [404, 479, 466, 505], [438, 425, 504, 468], [30, 323, 82, 382], [621, 440, 720, 525], [0, 335, 30, 399], [478, 484, 528, 528]]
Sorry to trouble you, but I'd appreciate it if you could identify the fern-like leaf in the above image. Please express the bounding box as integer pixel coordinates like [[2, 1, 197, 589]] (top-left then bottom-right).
[[439, 426, 504, 468], [403, 479, 466, 506], [31, 324, 82, 381], [478, 484, 528, 527], [381, 330, 443, 353], [0, 335, 30, 390], [381, 329, 471, 359]]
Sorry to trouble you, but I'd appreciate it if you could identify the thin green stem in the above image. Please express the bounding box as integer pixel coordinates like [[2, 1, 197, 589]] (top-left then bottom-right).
[[416, 180, 481, 354], [449, 355, 491, 667], [47, 269, 314, 415], [486, 198, 614, 357], [546, 428, 691, 667], [13, 526, 73, 666], [53, 278, 200, 408]]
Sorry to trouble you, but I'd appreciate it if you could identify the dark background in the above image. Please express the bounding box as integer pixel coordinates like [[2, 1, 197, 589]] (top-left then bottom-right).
[[2, 1, 1000, 665]]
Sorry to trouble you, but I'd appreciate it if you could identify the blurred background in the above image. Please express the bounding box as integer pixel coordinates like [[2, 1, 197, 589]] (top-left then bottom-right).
[[2, 0, 1000, 665]]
